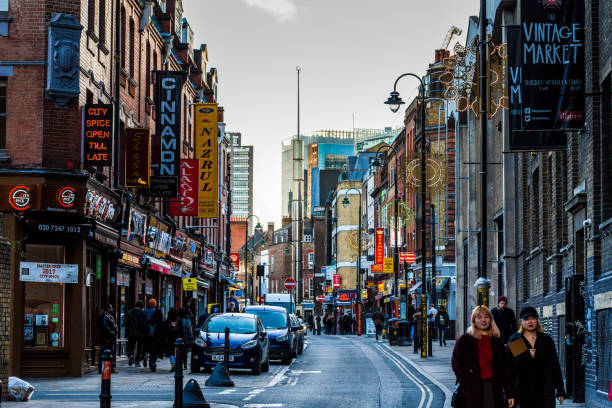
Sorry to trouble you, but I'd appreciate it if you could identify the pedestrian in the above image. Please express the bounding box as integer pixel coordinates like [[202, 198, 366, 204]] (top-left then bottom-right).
[[507, 306, 565, 408], [315, 314, 322, 335], [427, 304, 438, 340], [179, 307, 193, 370], [342, 313, 351, 335], [196, 311, 209, 329], [435, 305, 450, 346], [99, 303, 119, 374], [140, 298, 163, 371], [165, 308, 183, 372], [451, 305, 515, 408], [227, 302, 236, 313], [406, 302, 416, 346], [491, 296, 517, 344], [373, 307, 385, 342], [125, 300, 145, 367], [413, 310, 422, 349], [307, 313, 314, 335]]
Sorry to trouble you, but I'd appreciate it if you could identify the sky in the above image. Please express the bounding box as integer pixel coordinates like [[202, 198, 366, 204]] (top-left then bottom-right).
[[182, 0, 481, 228]]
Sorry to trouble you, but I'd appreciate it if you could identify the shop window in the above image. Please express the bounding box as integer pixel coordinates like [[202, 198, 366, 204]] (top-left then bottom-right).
[[596, 308, 612, 392], [23, 244, 66, 349]]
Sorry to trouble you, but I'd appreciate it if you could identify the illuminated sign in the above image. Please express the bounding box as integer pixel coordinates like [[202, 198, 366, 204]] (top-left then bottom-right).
[[124, 128, 151, 188], [375, 228, 384, 264], [9, 186, 32, 210], [383, 257, 394, 274], [83, 104, 113, 166]]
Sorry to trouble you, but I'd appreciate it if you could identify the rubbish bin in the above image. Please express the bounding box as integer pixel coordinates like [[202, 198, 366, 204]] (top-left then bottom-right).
[[387, 318, 400, 346], [398, 320, 410, 346]]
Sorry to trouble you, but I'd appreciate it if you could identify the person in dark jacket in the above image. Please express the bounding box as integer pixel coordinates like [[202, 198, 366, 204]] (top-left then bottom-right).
[[99, 303, 119, 373], [491, 296, 517, 343], [373, 308, 385, 342], [125, 300, 144, 366], [140, 298, 164, 371], [451, 305, 515, 408], [165, 308, 183, 372], [435, 305, 450, 346], [507, 306, 565, 408], [179, 307, 193, 370], [307, 313, 315, 335], [406, 302, 416, 346], [315, 314, 321, 335]]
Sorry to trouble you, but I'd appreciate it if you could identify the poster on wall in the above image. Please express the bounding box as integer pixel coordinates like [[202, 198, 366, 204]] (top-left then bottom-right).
[[508, 0, 585, 150], [194, 103, 219, 218], [20, 262, 78, 283]]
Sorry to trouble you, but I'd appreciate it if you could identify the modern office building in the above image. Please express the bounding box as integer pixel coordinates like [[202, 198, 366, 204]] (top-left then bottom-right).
[[228, 132, 254, 232]]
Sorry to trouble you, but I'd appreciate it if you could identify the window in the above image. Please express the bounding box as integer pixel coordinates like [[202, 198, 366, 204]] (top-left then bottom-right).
[[0, 77, 6, 148], [602, 74, 612, 222], [128, 18, 135, 77], [0, 0, 7, 12], [98, 0, 106, 44], [596, 308, 612, 392], [145, 41, 151, 98], [120, 8, 126, 69], [308, 252, 314, 268], [87, 0, 95, 32]]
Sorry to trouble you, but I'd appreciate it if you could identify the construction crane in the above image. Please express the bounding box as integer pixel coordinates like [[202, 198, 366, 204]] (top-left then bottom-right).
[[441, 26, 463, 50]]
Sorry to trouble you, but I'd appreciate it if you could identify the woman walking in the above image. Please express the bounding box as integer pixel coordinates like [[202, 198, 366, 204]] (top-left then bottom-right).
[[507, 307, 565, 408], [451, 305, 515, 408], [165, 308, 183, 372]]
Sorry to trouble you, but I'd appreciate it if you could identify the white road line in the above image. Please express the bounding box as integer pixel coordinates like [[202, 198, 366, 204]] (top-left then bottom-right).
[[266, 365, 291, 387], [377, 345, 434, 408], [289, 376, 298, 387], [290, 370, 321, 374], [219, 389, 236, 394], [243, 388, 265, 401], [243, 404, 283, 407]]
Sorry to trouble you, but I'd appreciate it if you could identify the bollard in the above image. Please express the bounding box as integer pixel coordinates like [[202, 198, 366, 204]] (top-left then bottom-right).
[[223, 327, 230, 370], [427, 322, 433, 357], [99, 349, 112, 408], [174, 338, 184, 408]]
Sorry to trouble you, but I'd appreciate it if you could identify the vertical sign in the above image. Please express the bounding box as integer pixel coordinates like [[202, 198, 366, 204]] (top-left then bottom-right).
[[124, 128, 151, 187], [229, 253, 240, 271], [375, 228, 384, 264], [168, 159, 199, 216], [84, 104, 113, 166], [155, 71, 184, 196], [508, 0, 585, 150], [333, 274, 340, 289], [194, 103, 219, 218]]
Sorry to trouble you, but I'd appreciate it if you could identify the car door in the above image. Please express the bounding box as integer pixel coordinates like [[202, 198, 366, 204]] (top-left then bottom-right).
[[257, 318, 269, 361], [289, 314, 299, 350]]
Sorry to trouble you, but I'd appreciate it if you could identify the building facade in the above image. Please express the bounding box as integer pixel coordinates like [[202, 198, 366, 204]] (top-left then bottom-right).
[[227, 132, 254, 233]]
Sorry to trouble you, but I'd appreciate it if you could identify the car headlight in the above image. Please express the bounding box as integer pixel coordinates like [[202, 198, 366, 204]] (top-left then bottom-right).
[[241, 339, 258, 350], [194, 337, 206, 348], [276, 334, 288, 342]]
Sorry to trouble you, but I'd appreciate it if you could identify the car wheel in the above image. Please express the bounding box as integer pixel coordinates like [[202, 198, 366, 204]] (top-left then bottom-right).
[[262, 356, 270, 372], [203, 365, 212, 374], [252, 356, 262, 375], [281, 356, 292, 365]]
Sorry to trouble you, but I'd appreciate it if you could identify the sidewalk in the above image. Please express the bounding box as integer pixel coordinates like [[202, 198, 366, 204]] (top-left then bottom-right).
[[383, 339, 586, 408]]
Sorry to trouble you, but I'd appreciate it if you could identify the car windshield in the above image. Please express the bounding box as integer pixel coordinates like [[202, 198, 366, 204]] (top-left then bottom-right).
[[246, 310, 287, 329], [203, 316, 257, 334]]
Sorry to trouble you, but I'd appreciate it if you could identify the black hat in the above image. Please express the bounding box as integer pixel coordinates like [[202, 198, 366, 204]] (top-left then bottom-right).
[[519, 306, 538, 320]]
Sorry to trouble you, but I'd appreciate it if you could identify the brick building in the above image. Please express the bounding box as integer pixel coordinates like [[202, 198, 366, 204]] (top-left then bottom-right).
[[0, 0, 234, 382]]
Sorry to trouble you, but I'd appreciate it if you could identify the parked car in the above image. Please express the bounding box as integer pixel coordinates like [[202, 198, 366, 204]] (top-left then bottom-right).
[[289, 313, 304, 356], [244, 305, 298, 365], [298, 317, 308, 336], [191, 313, 270, 375]]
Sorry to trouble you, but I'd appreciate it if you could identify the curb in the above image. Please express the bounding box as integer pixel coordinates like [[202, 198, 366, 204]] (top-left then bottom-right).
[[383, 344, 453, 408]]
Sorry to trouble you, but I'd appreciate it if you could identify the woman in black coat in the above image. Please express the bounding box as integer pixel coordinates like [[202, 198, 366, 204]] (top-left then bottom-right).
[[165, 308, 183, 372], [451, 305, 515, 408], [507, 307, 565, 408]]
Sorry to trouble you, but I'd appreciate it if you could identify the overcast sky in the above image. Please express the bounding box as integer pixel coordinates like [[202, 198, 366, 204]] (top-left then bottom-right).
[[183, 0, 480, 228]]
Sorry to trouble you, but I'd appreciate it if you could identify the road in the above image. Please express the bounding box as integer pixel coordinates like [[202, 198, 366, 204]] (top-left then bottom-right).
[[6, 335, 445, 408]]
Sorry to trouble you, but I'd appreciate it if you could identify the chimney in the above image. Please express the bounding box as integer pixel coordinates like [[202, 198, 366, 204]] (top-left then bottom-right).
[[282, 216, 292, 228], [434, 49, 450, 63], [267, 222, 275, 233]]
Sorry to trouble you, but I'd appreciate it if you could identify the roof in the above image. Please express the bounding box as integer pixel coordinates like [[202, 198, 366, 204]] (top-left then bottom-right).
[[243, 305, 288, 313]]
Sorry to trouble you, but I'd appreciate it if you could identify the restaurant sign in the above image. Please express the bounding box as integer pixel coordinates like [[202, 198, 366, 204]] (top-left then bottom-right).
[[124, 128, 151, 188], [83, 104, 113, 166], [20, 262, 78, 283]]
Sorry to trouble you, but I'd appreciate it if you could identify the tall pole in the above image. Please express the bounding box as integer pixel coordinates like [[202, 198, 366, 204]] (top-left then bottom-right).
[[394, 171, 399, 316], [476, 0, 491, 307], [295, 66, 304, 310], [244, 221, 248, 307], [419, 82, 428, 359], [431, 203, 436, 308], [113, 0, 121, 188], [357, 194, 362, 335]]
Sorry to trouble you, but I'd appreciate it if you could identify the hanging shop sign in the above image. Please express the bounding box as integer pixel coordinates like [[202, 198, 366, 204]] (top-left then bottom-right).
[[19, 262, 78, 283], [507, 0, 585, 150], [375, 228, 384, 264], [229, 253, 240, 271], [145, 217, 172, 257], [168, 159, 199, 216], [378, 282, 385, 293], [383, 257, 394, 274], [84, 189, 117, 223], [325, 265, 335, 281], [123, 208, 147, 245], [399, 252, 415, 264], [154, 71, 185, 197], [333, 274, 340, 289], [169, 232, 187, 259], [83, 104, 113, 166], [124, 128, 151, 188], [194, 103, 219, 218], [371, 264, 384, 273], [183, 277, 197, 291]]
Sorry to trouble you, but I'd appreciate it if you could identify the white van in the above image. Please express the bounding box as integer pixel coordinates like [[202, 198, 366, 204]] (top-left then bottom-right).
[[263, 293, 294, 314]]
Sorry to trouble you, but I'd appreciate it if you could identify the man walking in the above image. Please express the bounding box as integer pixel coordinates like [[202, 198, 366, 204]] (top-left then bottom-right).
[[373, 307, 385, 342], [435, 305, 450, 346], [99, 303, 118, 374], [125, 300, 144, 366], [427, 304, 438, 341], [406, 301, 416, 346], [491, 295, 517, 343]]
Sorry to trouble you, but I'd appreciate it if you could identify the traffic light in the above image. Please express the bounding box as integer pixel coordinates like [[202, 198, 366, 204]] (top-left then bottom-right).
[[256, 265, 265, 277]]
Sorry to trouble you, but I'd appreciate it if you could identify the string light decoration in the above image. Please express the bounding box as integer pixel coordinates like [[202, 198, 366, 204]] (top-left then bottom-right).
[[401, 151, 448, 195]]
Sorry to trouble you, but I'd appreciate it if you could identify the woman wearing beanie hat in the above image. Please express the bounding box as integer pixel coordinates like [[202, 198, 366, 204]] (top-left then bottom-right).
[[507, 306, 566, 408]]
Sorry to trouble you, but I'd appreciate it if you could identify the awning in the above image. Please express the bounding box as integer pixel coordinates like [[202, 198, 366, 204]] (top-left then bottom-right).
[[221, 276, 241, 290], [409, 281, 423, 294], [146, 256, 171, 275], [434, 277, 450, 290]]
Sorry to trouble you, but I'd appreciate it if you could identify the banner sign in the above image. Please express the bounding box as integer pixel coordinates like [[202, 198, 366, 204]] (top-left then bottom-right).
[[84, 104, 113, 166], [375, 228, 384, 264], [155, 71, 184, 197], [371, 264, 384, 273], [383, 257, 394, 274], [169, 159, 199, 216], [333, 274, 340, 289], [399, 252, 415, 264], [20, 262, 78, 283], [194, 103, 219, 218], [124, 128, 151, 187], [508, 0, 584, 150], [229, 253, 240, 271]]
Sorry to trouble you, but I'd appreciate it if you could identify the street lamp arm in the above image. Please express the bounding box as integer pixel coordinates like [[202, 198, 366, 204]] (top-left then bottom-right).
[[392, 72, 425, 94]]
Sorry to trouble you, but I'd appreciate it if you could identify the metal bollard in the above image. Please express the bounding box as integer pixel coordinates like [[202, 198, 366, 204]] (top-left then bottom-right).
[[174, 338, 184, 408], [427, 322, 433, 357], [223, 327, 230, 370], [99, 349, 112, 408]]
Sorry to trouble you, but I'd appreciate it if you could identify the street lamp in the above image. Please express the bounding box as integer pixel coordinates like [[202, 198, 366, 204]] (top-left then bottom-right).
[[342, 188, 362, 336], [244, 214, 261, 306], [384, 72, 428, 359], [370, 144, 400, 320]]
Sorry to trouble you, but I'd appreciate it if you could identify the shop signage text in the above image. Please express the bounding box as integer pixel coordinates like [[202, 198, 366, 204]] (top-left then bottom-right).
[[229, 253, 240, 271], [333, 274, 340, 289], [399, 252, 415, 264], [169, 159, 199, 216], [371, 264, 384, 273], [195, 103, 219, 218], [20, 262, 78, 283], [85, 189, 116, 223], [375, 228, 384, 264], [84, 104, 113, 166], [383, 257, 394, 274], [26, 220, 92, 236], [124, 128, 151, 188]]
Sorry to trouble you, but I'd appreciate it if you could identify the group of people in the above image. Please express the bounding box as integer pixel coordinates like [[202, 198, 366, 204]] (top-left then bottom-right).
[[316, 311, 357, 335], [99, 298, 194, 373], [452, 296, 565, 408]]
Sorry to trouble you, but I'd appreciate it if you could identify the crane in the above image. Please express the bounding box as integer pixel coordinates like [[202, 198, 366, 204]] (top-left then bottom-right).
[[441, 26, 463, 50]]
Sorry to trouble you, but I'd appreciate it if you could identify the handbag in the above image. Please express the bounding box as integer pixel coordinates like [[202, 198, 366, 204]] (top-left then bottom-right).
[[451, 382, 462, 407]]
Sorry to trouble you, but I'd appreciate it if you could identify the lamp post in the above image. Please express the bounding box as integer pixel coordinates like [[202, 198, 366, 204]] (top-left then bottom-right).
[[244, 214, 261, 306], [342, 188, 362, 336], [384, 72, 428, 358]]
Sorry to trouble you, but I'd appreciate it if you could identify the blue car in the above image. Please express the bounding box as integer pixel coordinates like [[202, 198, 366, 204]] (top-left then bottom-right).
[[244, 305, 298, 365], [191, 313, 270, 375]]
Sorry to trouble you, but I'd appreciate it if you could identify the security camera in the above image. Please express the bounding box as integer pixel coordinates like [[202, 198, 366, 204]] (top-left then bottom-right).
[[583, 219, 592, 228]]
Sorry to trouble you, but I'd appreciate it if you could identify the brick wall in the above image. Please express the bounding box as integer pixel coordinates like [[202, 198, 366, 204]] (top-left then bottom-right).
[[0, 214, 10, 400]]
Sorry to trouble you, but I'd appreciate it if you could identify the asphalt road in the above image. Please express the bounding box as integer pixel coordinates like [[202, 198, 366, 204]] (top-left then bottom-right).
[[8, 334, 445, 408]]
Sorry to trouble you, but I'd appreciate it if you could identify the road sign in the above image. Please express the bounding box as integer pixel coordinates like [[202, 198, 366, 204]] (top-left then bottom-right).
[[284, 278, 296, 291], [400, 252, 416, 263], [317, 295, 325, 302]]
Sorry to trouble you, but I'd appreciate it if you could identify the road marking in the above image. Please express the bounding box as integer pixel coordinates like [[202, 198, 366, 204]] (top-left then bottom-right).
[[219, 389, 236, 394], [290, 370, 321, 374], [376, 345, 434, 408], [288, 377, 298, 387], [243, 388, 265, 401], [266, 365, 291, 387], [243, 404, 283, 407]]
